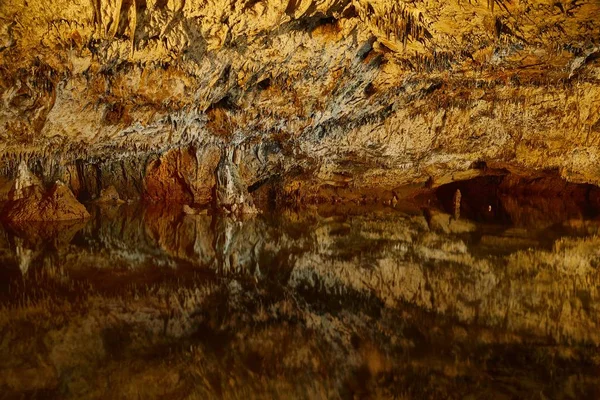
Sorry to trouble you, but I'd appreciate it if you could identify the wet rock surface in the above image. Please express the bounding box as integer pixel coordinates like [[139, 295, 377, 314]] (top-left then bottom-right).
[[1, 198, 600, 398]]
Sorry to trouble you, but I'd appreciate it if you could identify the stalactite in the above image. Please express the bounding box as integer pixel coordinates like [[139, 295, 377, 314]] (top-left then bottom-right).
[[108, 0, 123, 38], [129, 0, 137, 57]]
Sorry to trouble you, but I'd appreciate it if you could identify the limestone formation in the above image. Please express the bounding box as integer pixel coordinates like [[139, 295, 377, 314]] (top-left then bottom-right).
[[0, 1, 598, 202], [453, 189, 461, 219], [1, 163, 90, 222], [1, 3, 599, 396], [8, 161, 42, 201], [214, 147, 258, 214]]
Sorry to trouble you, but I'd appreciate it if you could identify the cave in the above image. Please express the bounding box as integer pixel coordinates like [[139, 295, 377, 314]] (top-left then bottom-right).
[[1, 0, 600, 398]]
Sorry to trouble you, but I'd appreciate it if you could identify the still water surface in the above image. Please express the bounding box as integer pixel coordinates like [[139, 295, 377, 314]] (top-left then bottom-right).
[[1, 200, 599, 399]]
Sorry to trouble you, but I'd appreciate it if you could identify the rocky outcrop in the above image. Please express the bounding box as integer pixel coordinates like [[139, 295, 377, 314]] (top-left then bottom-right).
[[1, 162, 90, 222]]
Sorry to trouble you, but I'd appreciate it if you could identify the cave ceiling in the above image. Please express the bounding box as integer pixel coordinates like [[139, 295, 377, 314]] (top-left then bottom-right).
[[0, 0, 599, 192]]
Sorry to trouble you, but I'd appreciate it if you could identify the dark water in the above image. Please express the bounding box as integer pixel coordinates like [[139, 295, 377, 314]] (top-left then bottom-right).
[[1, 201, 600, 399]]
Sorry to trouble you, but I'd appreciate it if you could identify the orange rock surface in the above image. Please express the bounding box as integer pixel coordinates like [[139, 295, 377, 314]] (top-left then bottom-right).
[[2, 163, 89, 222]]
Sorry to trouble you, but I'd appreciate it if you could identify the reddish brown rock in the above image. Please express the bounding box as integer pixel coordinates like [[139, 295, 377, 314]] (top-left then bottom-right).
[[2, 181, 90, 222], [2, 163, 89, 222], [144, 150, 195, 204], [144, 147, 219, 204]]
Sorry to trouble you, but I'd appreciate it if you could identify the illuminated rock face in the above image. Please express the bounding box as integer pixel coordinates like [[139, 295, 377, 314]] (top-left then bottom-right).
[[1, 162, 89, 221], [0, 1, 599, 202]]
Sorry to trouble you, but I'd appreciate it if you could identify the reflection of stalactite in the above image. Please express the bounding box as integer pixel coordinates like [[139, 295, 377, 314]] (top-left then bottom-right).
[[15, 238, 36, 275], [210, 214, 262, 277], [212, 214, 242, 275]]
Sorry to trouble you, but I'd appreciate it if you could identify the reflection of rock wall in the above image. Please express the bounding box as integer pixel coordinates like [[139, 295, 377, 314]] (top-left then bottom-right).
[[1, 207, 600, 398], [2, 204, 599, 346], [214, 147, 258, 214], [144, 207, 215, 266], [287, 213, 600, 345]]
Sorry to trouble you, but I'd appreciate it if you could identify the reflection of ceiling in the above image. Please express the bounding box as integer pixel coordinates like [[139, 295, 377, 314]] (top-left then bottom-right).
[[2, 204, 600, 397], [3, 205, 600, 344]]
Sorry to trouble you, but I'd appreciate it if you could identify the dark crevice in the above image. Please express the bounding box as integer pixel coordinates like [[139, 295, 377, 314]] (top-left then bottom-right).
[[341, 4, 357, 19], [248, 175, 278, 193], [364, 82, 376, 97], [285, 13, 338, 33], [421, 81, 443, 95], [435, 174, 600, 226], [242, 0, 262, 11], [216, 65, 231, 86], [155, 0, 169, 10], [116, 0, 135, 38], [207, 95, 238, 112], [285, 0, 298, 17], [357, 37, 376, 60], [256, 78, 271, 90], [310, 16, 337, 33], [103, 103, 125, 125]]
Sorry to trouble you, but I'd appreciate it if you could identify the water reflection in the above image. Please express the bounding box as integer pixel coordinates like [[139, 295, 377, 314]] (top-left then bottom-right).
[[436, 175, 600, 228], [1, 202, 600, 398]]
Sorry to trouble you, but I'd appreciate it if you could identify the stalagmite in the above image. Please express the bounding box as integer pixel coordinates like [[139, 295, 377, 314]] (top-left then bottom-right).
[[9, 161, 42, 201], [0, 1, 599, 398], [453, 189, 461, 220], [214, 146, 258, 215]]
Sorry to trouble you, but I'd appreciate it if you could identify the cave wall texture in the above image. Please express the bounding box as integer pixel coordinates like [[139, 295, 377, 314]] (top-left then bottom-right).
[[0, 0, 599, 203]]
